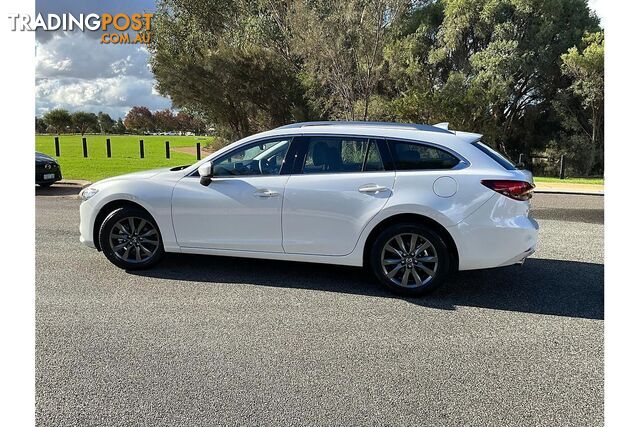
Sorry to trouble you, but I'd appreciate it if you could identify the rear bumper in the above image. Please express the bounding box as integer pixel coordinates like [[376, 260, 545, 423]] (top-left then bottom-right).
[[497, 245, 536, 267], [448, 194, 539, 270]]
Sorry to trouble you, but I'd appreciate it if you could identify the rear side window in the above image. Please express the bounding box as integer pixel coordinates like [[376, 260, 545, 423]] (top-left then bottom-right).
[[472, 141, 516, 170], [302, 137, 384, 174], [388, 140, 460, 170]]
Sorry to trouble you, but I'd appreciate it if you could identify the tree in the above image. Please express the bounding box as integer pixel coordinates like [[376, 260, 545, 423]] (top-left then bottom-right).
[[124, 106, 155, 133], [561, 31, 604, 175], [153, 109, 178, 132], [386, 0, 599, 157], [70, 111, 99, 135], [291, 0, 408, 121], [175, 111, 206, 134], [35, 117, 47, 133], [97, 112, 115, 134], [147, 0, 603, 173], [175, 111, 193, 132], [112, 118, 127, 134], [42, 108, 72, 134], [149, 0, 308, 140]]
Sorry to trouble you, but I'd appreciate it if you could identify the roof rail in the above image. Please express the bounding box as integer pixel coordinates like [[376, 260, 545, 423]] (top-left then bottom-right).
[[276, 121, 454, 134]]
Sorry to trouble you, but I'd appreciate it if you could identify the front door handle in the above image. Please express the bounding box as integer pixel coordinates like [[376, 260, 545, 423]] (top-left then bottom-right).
[[253, 189, 280, 198], [358, 184, 390, 194]]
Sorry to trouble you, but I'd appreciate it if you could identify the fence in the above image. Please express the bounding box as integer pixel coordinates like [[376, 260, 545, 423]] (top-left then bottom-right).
[[517, 153, 567, 179], [52, 136, 205, 160], [516, 153, 606, 180]]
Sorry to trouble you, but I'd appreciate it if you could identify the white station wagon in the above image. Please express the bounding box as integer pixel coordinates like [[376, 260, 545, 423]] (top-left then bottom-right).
[[79, 121, 538, 295]]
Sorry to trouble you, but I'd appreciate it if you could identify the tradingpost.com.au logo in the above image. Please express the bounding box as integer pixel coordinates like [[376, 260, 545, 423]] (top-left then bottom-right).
[[8, 12, 154, 44]]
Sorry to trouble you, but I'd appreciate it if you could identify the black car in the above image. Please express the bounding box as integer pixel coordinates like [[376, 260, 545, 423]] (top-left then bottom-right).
[[36, 152, 62, 187]]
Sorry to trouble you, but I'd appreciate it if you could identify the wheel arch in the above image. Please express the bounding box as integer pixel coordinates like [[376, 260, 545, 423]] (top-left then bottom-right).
[[92, 199, 156, 252], [363, 213, 459, 272]]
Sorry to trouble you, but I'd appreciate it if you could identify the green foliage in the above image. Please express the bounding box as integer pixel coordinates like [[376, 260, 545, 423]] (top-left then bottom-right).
[[290, 0, 409, 121], [97, 112, 115, 134], [43, 108, 72, 134], [148, 0, 604, 175], [557, 31, 604, 175], [112, 119, 127, 134], [562, 32, 604, 108], [35, 117, 47, 133], [389, 0, 599, 156], [149, 0, 307, 141], [70, 111, 99, 135]]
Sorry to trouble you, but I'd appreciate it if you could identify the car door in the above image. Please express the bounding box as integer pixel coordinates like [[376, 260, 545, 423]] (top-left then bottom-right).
[[171, 137, 292, 252], [282, 136, 396, 256]]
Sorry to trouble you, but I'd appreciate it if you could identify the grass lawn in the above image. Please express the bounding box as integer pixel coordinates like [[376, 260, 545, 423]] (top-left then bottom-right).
[[36, 134, 606, 185], [533, 176, 604, 185], [36, 134, 214, 181]]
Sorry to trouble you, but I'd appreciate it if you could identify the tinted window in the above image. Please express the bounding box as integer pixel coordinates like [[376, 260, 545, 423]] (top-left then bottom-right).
[[303, 137, 383, 174], [212, 138, 291, 176], [388, 140, 460, 170], [364, 142, 384, 171], [471, 141, 516, 170]]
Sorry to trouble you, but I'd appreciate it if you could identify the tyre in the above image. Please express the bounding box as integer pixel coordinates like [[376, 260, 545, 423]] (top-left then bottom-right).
[[369, 223, 450, 296], [98, 206, 164, 270]]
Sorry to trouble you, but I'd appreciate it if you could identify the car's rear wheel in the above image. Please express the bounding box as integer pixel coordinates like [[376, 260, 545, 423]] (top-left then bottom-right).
[[369, 223, 450, 296], [98, 207, 164, 270]]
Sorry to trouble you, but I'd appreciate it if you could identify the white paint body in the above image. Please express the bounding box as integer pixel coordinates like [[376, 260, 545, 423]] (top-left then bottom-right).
[[79, 124, 538, 270]]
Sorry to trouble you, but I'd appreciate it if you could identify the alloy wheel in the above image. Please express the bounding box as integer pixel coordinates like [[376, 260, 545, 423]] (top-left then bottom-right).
[[108, 216, 160, 263], [380, 233, 439, 288]]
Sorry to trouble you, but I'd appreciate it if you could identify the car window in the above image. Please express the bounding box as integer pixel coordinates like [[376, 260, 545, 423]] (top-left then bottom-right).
[[364, 141, 384, 171], [212, 138, 291, 176], [471, 141, 516, 170], [303, 137, 371, 174], [388, 140, 460, 170]]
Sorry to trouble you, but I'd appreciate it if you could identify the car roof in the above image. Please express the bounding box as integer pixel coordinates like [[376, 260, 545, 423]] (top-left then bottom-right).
[[254, 121, 482, 147], [277, 121, 455, 134]]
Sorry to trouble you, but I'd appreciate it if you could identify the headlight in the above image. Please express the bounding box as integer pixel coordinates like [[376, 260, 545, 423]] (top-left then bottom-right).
[[80, 187, 99, 201]]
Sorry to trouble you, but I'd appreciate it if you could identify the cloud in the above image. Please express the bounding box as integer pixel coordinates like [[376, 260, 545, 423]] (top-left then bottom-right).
[[36, 32, 150, 79], [36, 75, 171, 119], [36, 32, 171, 119], [35, 0, 169, 119]]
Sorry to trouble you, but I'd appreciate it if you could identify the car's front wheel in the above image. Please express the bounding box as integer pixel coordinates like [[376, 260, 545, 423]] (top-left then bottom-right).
[[369, 223, 450, 296], [98, 206, 164, 270]]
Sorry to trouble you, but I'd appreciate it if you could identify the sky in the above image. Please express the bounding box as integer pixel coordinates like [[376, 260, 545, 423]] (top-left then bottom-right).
[[35, 0, 169, 119], [35, 0, 606, 120]]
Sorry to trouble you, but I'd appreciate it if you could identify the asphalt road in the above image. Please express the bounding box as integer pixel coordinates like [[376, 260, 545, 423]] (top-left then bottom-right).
[[35, 190, 603, 426]]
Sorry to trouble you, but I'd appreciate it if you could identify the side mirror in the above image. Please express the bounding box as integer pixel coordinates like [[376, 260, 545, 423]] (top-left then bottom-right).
[[198, 162, 212, 186]]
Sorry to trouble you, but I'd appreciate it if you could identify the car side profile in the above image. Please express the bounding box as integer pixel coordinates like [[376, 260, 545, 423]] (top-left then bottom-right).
[[79, 121, 538, 295]]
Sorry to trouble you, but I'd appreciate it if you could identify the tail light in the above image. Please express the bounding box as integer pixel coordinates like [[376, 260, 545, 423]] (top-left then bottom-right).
[[481, 180, 534, 201]]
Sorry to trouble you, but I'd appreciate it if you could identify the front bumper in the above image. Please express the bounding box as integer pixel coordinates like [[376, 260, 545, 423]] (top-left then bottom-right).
[[36, 170, 62, 184], [79, 199, 97, 249]]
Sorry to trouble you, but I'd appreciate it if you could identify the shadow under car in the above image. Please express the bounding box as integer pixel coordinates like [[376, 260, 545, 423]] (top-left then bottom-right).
[[132, 255, 603, 320]]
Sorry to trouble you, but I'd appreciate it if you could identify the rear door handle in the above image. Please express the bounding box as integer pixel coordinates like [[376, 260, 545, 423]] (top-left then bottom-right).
[[253, 189, 280, 198], [358, 184, 390, 194]]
